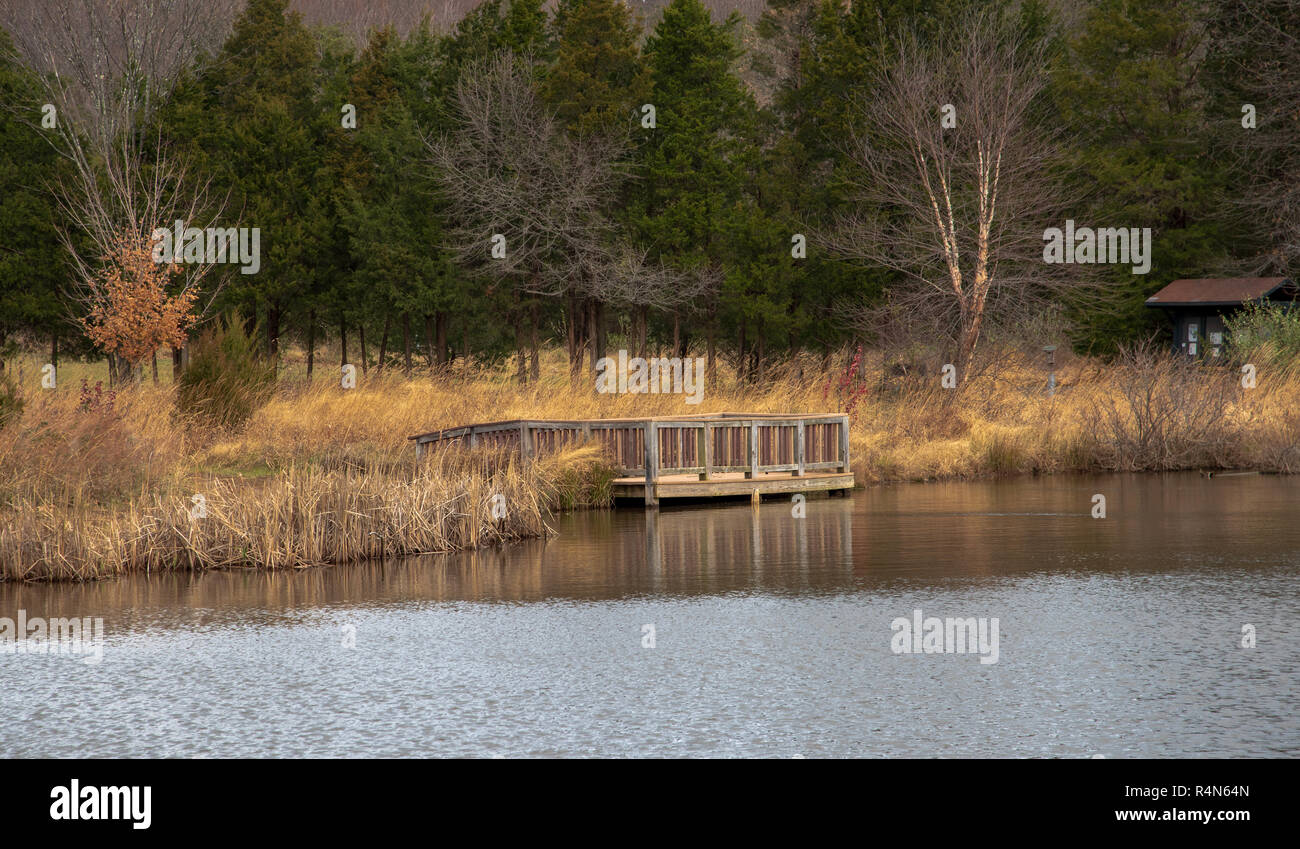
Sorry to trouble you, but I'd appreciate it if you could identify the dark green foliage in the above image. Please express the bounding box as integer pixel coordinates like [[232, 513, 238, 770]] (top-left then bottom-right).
[[0, 29, 68, 361], [0, 1, 1288, 374], [1052, 0, 1238, 353], [545, 0, 649, 138], [621, 0, 768, 361]]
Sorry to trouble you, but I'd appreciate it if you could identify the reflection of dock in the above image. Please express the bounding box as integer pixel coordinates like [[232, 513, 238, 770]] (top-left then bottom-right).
[[640, 497, 855, 590], [410, 412, 855, 507]]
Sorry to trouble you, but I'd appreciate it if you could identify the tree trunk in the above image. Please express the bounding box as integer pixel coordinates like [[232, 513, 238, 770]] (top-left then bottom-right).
[[569, 297, 587, 380], [151, 349, 159, 384], [637, 305, 649, 358], [574, 305, 586, 377], [267, 303, 281, 360], [109, 353, 133, 386], [402, 313, 412, 376], [587, 299, 602, 376], [171, 345, 182, 381], [435, 312, 448, 367], [514, 312, 527, 383], [424, 314, 435, 368], [377, 313, 391, 373], [306, 309, 316, 377], [340, 317, 348, 367], [959, 309, 984, 384], [707, 326, 716, 387], [737, 321, 748, 383], [529, 302, 540, 381], [565, 295, 578, 370], [359, 321, 369, 376], [51, 332, 59, 368], [595, 301, 607, 369]]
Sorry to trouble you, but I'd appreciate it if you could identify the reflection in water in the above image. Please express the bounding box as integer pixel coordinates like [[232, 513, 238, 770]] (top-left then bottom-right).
[[0, 497, 855, 629], [1, 474, 1297, 758]]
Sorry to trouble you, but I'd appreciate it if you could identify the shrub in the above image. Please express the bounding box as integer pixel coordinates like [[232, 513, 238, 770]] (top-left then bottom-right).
[[1082, 344, 1240, 470], [1225, 301, 1300, 368], [177, 314, 276, 429], [78, 379, 116, 413]]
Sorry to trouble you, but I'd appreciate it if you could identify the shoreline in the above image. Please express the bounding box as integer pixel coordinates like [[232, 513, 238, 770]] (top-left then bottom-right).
[[4, 347, 1299, 581], [0, 463, 1282, 584]]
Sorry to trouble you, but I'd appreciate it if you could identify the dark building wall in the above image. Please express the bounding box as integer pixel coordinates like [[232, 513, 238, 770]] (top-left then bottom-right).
[[1167, 309, 1228, 359]]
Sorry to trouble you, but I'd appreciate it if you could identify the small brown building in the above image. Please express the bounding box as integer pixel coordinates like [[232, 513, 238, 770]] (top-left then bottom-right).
[[1145, 277, 1299, 358]]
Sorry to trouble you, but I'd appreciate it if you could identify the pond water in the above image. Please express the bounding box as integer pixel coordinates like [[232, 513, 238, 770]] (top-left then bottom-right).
[[1, 473, 1296, 757]]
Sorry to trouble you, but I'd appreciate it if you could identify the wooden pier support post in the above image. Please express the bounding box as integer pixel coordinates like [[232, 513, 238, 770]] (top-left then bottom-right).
[[643, 419, 658, 508]]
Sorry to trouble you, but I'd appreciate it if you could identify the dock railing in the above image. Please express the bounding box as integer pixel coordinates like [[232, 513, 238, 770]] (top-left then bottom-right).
[[411, 413, 851, 501]]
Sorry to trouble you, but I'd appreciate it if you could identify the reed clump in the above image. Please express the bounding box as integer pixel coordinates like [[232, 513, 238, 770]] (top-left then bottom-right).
[[0, 450, 551, 581]]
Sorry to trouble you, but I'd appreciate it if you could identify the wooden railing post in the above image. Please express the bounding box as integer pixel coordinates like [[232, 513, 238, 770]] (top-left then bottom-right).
[[746, 420, 758, 480], [699, 423, 712, 481], [838, 415, 850, 472], [795, 420, 805, 477], [643, 420, 658, 508], [519, 421, 532, 461]]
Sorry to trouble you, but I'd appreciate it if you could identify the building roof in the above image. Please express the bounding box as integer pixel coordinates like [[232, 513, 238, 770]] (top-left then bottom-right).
[[1145, 277, 1293, 307]]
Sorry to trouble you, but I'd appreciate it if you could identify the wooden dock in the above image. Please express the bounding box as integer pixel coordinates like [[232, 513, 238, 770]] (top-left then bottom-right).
[[409, 413, 855, 507]]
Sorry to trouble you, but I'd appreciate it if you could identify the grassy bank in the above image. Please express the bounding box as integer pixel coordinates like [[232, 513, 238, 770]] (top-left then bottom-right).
[[2, 343, 1298, 580]]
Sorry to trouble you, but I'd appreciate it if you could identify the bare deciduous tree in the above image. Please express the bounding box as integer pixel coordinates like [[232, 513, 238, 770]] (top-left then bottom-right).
[[825, 13, 1096, 378], [428, 50, 698, 381], [0, 0, 235, 378]]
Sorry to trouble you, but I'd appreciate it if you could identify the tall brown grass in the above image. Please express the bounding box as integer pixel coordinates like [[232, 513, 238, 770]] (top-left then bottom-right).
[[3, 341, 1299, 580]]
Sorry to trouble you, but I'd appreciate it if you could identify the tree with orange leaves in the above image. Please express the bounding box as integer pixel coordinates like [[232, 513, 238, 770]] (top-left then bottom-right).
[[82, 230, 198, 380]]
